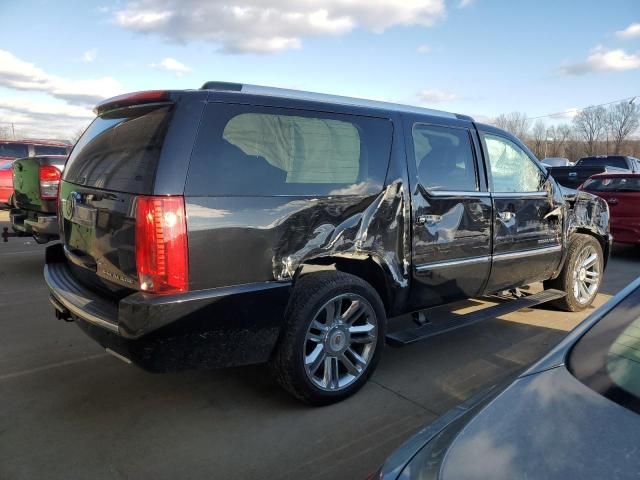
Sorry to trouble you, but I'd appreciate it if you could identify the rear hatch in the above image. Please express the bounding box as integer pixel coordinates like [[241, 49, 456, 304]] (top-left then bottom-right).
[[13, 155, 66, 212], [59, 99, 177, 297]]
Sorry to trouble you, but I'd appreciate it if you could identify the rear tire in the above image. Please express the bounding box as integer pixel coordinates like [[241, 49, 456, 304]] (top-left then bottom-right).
[[269, 271, 386, 406], [544, 234, 603, 312]]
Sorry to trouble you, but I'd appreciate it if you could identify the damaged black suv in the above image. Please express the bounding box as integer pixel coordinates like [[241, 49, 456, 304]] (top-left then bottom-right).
[[45, 82, 611, 404]]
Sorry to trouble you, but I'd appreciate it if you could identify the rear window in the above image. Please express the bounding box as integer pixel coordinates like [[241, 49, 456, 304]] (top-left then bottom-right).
[[569, 286, 640, 415], [34, 145, 68, 156], [577, 156, 628, 169], [186, 103, 392, 196], [63, 104, 173, 194], [0, 143, 28, 158], [582, 177, 640, 192], [412, 124, 478, 192]]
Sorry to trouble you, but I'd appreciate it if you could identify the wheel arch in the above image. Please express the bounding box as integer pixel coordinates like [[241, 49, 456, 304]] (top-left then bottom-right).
[[572, 228, 610, 269], [293, 256, 396, 315]]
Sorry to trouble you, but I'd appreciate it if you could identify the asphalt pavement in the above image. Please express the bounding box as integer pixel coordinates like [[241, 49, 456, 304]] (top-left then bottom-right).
[[1, 209, 638, 480]]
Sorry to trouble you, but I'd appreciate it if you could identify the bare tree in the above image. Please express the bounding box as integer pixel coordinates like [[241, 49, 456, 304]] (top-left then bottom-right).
[[573, 106, 607, 156], [547, 124, 572, 158], [493, 112, 530, 139], [70, 127, 86, 145], [608, 100, 640, 155], [564, 126, 585, 162], [531, 120, 547, 158]]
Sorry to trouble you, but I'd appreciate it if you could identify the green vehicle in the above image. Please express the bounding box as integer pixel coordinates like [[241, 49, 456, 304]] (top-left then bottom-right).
[[9, 155, 66, 244]]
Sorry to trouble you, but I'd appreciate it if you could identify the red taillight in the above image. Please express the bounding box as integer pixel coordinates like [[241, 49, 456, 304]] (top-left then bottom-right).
[[39, 165, 61, 200], [135, 196, 189, 294]]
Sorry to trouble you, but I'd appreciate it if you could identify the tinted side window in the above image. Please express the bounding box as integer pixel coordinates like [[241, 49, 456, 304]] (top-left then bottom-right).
[[34, 145, 68, 156], [582, 177, 640, 192], [412, 124, 477, 192], [0, 143, 28, 158], [483, 134, 545, 193], [186, 104, 393, 196]]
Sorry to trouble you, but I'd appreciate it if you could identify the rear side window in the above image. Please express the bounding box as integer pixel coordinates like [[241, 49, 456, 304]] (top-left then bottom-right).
[[34, 145, 68, 156], [412, 124, 478, 192], [577, 156, 628, 169], [582, 177, 640, 192], [0, 143, 28, 158], [63, 104, 173, 194], [186, 104, 392, 196]]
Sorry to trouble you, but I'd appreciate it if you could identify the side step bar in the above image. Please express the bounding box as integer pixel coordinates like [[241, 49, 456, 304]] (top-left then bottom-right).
[[386, 289, 566, 347]]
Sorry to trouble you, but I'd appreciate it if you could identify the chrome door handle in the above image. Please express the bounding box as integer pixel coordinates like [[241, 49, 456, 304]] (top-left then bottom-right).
[[608, 198, 619, 205], [417, 214, 442, 225], [497, 211, 515, 221]]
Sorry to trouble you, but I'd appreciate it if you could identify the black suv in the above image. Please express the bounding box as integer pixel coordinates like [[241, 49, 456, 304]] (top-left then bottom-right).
[[45, 83, 611, 404]]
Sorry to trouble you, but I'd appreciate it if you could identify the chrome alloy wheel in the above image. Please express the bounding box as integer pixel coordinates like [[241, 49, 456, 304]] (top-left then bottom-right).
[[303, 293, 378, 391], [572, 245, 601, 304]]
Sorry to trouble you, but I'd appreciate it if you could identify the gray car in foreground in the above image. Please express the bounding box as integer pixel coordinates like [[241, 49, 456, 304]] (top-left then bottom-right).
[[374, 276, 640, 480]]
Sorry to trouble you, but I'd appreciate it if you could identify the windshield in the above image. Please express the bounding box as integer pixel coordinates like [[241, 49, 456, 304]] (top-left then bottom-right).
[[569, 286, 640, 415], [582, 177, 640, 192], [63, 104, 173, 194], [577, 156, 628, 169], [0, 143, 29, 158], [0, 161, 13, 170]]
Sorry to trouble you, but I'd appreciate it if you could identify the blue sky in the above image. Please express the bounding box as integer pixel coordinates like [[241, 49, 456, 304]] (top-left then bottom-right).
[[0, 0, 639, 139]]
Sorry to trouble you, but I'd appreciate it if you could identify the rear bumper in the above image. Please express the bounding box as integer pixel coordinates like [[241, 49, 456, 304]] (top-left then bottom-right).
[[44, 243, 292, 371], [11, 208, 59, 237]]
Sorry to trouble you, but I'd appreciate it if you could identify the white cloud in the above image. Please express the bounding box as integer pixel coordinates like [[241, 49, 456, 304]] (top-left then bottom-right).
[[0, 98, 93, 140], [561, 46, 640, 75], [417, 89, 458, 103], [616, 22, 640, 39], [81, 48, 98, 62], [551, 108, 579, 119], [0, 49, 124, 105], [150, 57, 191, 76], [113, 0, 446, 53], [458, 0, 475, 7], [417, 44, 432, 54]]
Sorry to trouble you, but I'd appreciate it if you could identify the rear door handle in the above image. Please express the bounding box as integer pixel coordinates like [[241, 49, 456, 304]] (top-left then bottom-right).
[[416, 214, 442, 225], [608, 198, 619, 205], [497, 211, 515, 222]]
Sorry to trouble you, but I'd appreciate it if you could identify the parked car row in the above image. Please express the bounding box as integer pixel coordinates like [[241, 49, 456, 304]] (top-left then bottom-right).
[[2, 83, 639, 480], [547, 154, 640, 189]]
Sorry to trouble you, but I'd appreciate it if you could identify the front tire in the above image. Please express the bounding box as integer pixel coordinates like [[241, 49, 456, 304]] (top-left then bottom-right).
[[544, 234, 603, 312], [269, 271, 386, 405]]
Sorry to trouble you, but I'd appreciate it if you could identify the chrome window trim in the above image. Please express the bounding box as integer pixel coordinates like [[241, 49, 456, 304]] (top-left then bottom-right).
[[493, 245, 562, 261], [415, 245, 562, 272], [427, 190, 490, 198], [491, 191, 548, 198], [415, 255, 491, 272]]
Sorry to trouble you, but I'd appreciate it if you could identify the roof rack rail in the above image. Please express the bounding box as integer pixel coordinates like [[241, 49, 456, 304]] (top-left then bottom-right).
[[199, 81, 471, 121]]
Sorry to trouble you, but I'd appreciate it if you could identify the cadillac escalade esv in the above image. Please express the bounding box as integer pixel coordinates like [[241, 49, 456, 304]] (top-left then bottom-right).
[[45, 83, 611, 404]]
